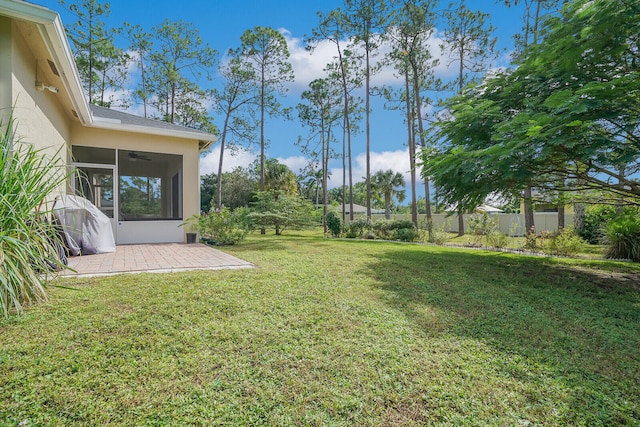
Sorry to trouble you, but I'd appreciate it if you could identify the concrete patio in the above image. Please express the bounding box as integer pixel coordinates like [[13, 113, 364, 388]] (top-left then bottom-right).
[[62, 243, 255, 277]]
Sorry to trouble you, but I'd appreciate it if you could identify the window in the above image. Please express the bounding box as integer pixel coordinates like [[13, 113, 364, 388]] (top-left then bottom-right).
[[118, 150, 183, 220], [71, 146, 183, 221], [72, 146, 115, 164]]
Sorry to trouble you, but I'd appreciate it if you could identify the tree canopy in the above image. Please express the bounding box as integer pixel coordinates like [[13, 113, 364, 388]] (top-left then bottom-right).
[[423, 0, 640, 211]]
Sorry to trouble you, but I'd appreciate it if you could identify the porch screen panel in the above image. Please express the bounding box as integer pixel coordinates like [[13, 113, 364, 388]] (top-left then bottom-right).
[[118, 150, 183, 220]]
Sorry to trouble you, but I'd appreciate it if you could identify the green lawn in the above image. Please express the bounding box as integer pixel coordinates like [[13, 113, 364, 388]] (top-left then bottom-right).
[[1, 231, 639, 426]]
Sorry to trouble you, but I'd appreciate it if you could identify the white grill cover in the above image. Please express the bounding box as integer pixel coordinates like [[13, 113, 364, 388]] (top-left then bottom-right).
[[53, 195, 116, 255]]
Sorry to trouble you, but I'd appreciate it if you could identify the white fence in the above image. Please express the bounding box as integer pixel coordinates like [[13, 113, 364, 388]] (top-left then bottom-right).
[[348, 213, 574, 236]]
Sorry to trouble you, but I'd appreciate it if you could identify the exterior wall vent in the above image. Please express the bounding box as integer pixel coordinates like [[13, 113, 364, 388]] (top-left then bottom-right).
[[47, 59, 59, 76]]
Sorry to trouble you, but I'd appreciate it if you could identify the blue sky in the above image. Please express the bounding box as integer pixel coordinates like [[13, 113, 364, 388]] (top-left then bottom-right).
[[37, 0, 530, 196]]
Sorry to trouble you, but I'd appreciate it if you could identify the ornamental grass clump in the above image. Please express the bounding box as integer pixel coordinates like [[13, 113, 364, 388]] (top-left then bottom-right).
[[604, 214, 640, 262], [0, 115, 68, 317]]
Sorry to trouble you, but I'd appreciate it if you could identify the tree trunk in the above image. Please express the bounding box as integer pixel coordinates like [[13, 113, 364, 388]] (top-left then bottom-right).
[[216, 112, 231, 211], [365, 41, 372, 221], [458, 210, 464, 236], [337, 45, 354, 222], [557, 204, 565, 231], [385, 192, 391, 220], [524, 186, 535, 234], [405, 72, 418, 226], [342, 113, 347, 223], [574, 203, 585, 232], [412, 61, 431, 221], [260, 68, 266, 235]]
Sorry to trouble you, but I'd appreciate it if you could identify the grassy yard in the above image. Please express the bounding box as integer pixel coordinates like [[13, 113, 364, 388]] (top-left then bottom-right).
[[1, 231, 639, 426]]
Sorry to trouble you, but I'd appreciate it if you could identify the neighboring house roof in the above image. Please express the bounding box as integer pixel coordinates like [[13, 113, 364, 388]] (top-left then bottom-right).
[[344, 204, 368, 214], [476, 204, 504, 214], [0, 0, 216, 150], [343, 204, 385, 214]]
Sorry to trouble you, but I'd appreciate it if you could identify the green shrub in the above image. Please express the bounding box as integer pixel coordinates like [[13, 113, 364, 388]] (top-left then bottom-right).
[[467, 212, 500, 246], [344, 218, 370, 238], [467, 212, 498, 236], [425, 219, 450, 245], [371, 220, 392, 239], [395, 227, 419, 242], [543, 227, 586, 257], [522, 227, 540, 251], [578, 205, 617, 244], [372, 220, 417, 241], [389, 220, 415, 230], [486, 232, 509, 249], [232, 207, 254, 232], [1, 115, 68, 317], [604, 215, 640, 262], [184, 207, 248, 245], [326, 211, 342, 237]]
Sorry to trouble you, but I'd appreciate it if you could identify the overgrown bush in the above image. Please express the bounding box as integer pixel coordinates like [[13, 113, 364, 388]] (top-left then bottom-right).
[[1, 115, 68, 317], [522, 226, 540, 251], [394, 227, 419, 242], [184, 207, 248, 245], [604, 214, 640, 262], [467, 212, 499, 236], [543, 227, 585, 256], [486, 232, 509, 249], [578, 205, 617, 244], [371, 220, 393, 239], [371, 220, 417, 241], [424, 219, 450, 245], [344, 218, 370, 238], [232, 207, 254, 232], [326, 211, 342, 237], [468, 212, 500, 246]]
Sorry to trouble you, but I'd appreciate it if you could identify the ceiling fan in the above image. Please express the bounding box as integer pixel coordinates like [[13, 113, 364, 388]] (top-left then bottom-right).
[[128, 151, 151, 161]]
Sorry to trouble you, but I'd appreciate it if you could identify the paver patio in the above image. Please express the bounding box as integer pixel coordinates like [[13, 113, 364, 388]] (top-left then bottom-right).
[[62, 243, 255, 277]]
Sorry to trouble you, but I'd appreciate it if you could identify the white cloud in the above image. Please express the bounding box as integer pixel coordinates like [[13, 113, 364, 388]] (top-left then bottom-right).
[[200, 146, 258, 175], [200, 148, 310, 177], [282, 26, 456, 93], [277, 155, 309, 175], [327, 148, 423, 189]]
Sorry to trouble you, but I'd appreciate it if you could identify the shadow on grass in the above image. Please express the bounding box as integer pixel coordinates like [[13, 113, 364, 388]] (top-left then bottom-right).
[[362, 247, 640, 423]]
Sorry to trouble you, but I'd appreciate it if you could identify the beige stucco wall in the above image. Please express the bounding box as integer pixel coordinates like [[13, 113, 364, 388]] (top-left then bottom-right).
[[70, 124, 201, 229], [0, 17, 12, 121], [3, 19, 72, 207], [10, 21, 71, 155]]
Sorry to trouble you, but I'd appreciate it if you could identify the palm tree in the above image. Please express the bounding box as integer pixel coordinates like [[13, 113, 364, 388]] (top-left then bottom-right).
[[264, 159, 298, 196], [372, 169, 406, 219], [298, 168, 323, 205]]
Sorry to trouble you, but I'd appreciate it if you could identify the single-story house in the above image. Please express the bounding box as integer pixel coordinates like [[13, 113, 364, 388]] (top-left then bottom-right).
[[475, 204, 504, 214], [343, 204, 385, 215], [0, 0, 216, 244]]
